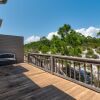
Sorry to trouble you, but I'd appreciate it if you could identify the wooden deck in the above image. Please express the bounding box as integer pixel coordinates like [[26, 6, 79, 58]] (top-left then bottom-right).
[[0, 63, 100, 100]]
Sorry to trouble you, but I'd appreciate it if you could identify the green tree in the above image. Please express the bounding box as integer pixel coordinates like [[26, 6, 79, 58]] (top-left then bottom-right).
[[50, 35, 61, 54], [97, 31, 100, 37], [58, 24, 71, 40], [57, 24, 72, 55], [24, 24, 100, 58]]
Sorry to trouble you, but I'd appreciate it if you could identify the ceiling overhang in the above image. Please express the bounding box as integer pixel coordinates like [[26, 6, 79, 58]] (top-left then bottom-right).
[[0, 19, 2, 27], [0, 0, 7, 4]]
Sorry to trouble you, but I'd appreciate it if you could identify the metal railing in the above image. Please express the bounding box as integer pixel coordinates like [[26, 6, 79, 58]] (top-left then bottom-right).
[[28, 53, 100, 93]]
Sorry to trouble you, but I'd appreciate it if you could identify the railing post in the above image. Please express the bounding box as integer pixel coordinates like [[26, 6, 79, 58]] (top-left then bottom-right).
[[51, 56, 54, 74]]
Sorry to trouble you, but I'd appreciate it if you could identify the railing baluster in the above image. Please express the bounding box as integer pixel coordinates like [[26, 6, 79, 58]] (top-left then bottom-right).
[[55, 58, 57, 73], [65, 60, 68, 76], [90, 64, 93, 85], [38, 56, 40, 66], [49, 57, 51, 70], [40, 56, 41, 66], [51, 56, 54, 74], [46, 57, 50, 70], [33, 56, 34, 64], [43, 58, 44, 68], [38, 56, 40, 67], [58, 59, 61, 74], [36, 56, 37, 65], [36, 56, 38, 65], [62, 59, 64, 74], [70, 61, 72, 78], [74, 62, 76, 80], [44, 56, 46, 70], [37, 56, 38, 65], [62, 59, 63, 69], [84, 63, 87, 83], [28, 53, 100, 93], [35, 56, 36, 65], [36, 56, 38, 66], [45, 57, 47, 70], [57, 58, 59, 74], [79, 62, 81, 81], [48, 57, 50, 71], [56, 58, 58, 73], [40, 56, 42, 67], [32, 56, 34, 64], [97, 65, 100, 88], [47, 57, 48, 68]]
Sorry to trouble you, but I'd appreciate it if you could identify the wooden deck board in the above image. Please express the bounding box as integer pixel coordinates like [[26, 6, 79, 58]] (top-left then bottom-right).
[[0, 63, 100, 100]]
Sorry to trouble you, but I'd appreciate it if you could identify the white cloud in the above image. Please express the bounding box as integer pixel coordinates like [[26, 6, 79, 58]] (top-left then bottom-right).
[[76, 26, 100, 37], [46, 31, 59, 40], [25, 26, 100, 44], [25, 35, 40, 44], [25, 32, 59, 44]]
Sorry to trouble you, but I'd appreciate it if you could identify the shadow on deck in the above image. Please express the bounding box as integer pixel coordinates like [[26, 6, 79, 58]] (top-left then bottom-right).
[[0, 64, 76, 100]]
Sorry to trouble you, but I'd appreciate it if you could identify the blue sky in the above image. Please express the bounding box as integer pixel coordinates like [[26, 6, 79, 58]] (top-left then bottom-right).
[[0, 0, 100, 43]]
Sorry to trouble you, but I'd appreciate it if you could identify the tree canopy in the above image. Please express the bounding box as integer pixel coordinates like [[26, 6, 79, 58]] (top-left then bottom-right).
[[24, 24, 100, 57]]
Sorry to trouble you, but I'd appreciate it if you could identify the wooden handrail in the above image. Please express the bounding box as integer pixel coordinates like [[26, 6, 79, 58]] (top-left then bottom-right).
[[28, 53, 100, 93], [29, 53, 100, 65]]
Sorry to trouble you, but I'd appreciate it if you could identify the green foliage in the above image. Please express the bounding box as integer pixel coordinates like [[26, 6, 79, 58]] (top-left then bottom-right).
[[24, 24, 100, 58], [58, 24, 71, 40], [97, 31, 100, 37], [92, 54, 99, 59], [86, 48, 99, 59], [96, 48, 100, 54], [40, 45, 49, 53], [87, 48, 94, 55], [50, 35, 61, 54]]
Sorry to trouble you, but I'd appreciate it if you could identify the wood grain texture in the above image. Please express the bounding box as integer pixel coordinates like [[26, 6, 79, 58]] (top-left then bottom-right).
[[0, 63, 100, 100]]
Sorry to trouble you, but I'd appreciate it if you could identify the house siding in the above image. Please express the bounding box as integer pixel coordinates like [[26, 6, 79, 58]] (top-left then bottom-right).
[[0, 34, 24, 63]]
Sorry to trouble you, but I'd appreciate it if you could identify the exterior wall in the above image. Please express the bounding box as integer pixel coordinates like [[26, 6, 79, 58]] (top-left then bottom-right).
[[0, 34, 24, 63]]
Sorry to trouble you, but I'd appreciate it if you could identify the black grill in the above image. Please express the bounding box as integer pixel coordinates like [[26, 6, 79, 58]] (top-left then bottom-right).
[[0, 53, 16, 66]]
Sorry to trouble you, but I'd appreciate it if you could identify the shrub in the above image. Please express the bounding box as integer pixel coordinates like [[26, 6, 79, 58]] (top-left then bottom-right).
[[92, 54, 99, 59], [87, 48, 94, 55], [96, 48, 100, 54]]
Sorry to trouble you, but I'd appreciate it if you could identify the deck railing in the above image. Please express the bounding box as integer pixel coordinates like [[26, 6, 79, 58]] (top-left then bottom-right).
[[28, 53, 100, 93]]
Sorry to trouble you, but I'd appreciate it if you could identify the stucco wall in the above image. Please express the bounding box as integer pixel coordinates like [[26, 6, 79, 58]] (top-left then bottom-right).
[[0, 34, 24, 63]]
